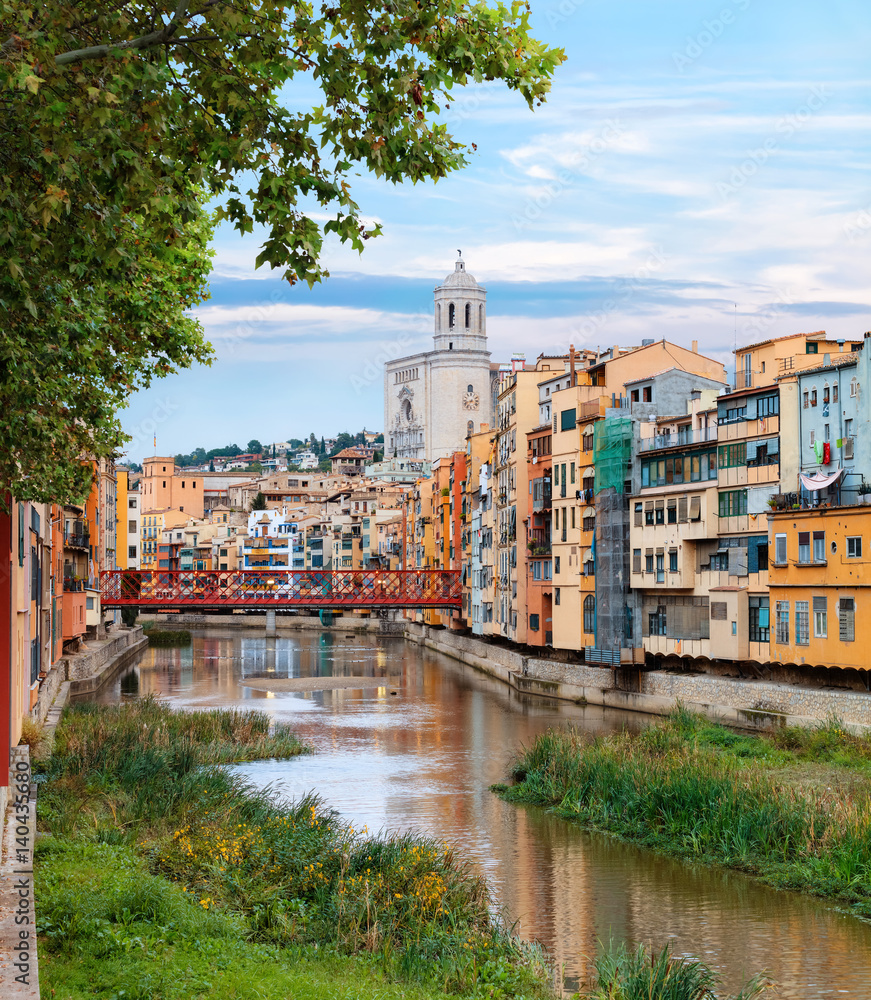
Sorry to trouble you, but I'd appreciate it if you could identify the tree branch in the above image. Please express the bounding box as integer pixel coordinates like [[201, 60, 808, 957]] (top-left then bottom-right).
[[54, 0, 189, 66]]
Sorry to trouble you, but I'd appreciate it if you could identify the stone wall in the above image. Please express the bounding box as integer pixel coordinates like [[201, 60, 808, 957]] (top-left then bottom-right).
[[640, 671, 871, 727], [143, 613, 382, 633], [64, 627, 147, 682]]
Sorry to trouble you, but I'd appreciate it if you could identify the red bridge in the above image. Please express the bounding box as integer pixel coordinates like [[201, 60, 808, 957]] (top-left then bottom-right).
[[100, 569, 462, 611]]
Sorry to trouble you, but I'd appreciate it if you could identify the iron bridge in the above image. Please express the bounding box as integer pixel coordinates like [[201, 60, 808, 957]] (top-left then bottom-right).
[[100, 569, 462, 611]]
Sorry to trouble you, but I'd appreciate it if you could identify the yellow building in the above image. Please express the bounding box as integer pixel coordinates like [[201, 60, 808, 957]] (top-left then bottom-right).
[[768, 505, 871, 671], [140, 509, 189, 569], [735, 330, 857, 390]]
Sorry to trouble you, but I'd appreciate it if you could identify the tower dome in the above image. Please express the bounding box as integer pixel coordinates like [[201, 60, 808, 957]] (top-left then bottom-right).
[[433, 253, 487, 352]]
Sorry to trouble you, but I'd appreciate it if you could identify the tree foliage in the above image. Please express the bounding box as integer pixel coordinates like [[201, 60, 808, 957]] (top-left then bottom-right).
[[250, 491, 267, 511], [0, 1, 563, 501]]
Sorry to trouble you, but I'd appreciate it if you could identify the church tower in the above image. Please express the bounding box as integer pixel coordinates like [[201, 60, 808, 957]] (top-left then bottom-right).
[[433, 255, 487, 352], [384, 255, 494, 463]]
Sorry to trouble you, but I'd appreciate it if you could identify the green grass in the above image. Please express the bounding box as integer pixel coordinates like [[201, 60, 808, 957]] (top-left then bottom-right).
[[146, 628, 192, 646], [37, 699, 554, 999], [495, 708, 871, 918], [36, 840, 461, 1000]]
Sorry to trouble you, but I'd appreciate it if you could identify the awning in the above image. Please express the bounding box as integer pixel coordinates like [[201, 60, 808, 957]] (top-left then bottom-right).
[[582, 467, 595, 479], [582, 506, 596, 518], [799, 468, 844, 492], [583, 424, 595, 436]]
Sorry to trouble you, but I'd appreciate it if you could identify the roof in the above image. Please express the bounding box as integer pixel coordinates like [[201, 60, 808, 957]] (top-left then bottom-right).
[[775, 353, 858, 380], [437, 257, 482, 290], [333, 448, 368, 459], [623, 366, 726, 387], [736, 330, 834, 352]]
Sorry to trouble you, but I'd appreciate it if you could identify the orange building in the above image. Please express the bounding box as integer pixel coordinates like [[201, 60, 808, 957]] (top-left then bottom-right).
[[140, 457, 204, 518]]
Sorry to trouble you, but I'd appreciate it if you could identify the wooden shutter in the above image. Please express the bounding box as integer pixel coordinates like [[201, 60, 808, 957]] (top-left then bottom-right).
[[678, 497, 688, 523], [839, 599, 855, 641], [634, 504, 642, 527], [728, 547, 748, 577], [632, 550, 642, 574], [689, 496, 701, 521], [711, 601, 728, 621]]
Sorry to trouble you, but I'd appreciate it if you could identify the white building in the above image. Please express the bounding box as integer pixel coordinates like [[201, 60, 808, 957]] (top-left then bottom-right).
[[384, 255, 497, 462]]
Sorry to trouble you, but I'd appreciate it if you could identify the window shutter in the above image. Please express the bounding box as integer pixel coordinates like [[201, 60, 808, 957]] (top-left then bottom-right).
[[745, 396, 758, 420], [728, 547, 748, 577], [634, 504, 642, 527], [655, 499, 664, 511], [689, 496, 701, 521], [745, 440, 758, 462], [839, 599, 855, 641], [644, 500, 653, 514], [711, 602, 728, 621], [632, 550, 642, 574], [678, 497, 688, 523]]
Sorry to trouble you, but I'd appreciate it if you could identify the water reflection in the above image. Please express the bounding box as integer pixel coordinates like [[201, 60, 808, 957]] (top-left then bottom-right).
[[94, 630, 871, 997]]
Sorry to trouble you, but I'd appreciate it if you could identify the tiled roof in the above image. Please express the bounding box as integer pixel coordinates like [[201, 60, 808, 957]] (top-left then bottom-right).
[[775, 353, 858, 379]]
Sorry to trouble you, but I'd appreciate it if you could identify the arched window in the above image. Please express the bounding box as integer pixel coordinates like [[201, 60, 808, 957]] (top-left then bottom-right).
[[583, 595, 596, 634], [465, 303, 471, 328], [448, 303, 455, 328], [467, 384, 473, 393], [467, 420, 474, 438]]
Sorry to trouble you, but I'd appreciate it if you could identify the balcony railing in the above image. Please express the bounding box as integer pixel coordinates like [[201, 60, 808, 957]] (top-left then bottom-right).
[[64, 522, 90, 548], [63, 578, 85, 592], [638, 425, 718, 452]]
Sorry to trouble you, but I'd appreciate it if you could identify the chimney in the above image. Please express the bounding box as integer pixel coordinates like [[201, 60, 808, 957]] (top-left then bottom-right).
[[691, 340, 698, 354], [569, 344, 576, 386]]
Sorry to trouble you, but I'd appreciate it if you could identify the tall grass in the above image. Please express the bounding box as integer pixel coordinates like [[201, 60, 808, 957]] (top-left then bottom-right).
[[497, 710, 871, 917], [584, 941, 769, 1000], [38, 699, 552, 997]]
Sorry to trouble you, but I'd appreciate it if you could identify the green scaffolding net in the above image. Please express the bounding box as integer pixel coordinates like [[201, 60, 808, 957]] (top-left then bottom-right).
[[593, 417, 633, 494]]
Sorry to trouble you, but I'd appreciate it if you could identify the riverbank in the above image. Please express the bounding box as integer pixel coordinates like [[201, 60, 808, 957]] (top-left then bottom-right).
[[142, 613, 871, 731], [34, 699, 554, 1000], [495, 708, 871, 918]]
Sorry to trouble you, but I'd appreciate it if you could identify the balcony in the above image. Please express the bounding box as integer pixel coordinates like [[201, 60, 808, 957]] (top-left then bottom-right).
[[63, 577, 85, 593], [638, 425, 718, 452], [64, 522, 90, 549]]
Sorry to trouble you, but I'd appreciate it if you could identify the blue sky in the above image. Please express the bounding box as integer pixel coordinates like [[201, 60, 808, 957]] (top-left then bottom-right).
[[122, 0, 871, 462]]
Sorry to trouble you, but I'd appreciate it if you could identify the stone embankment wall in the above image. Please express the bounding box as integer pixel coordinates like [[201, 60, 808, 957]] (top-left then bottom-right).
[[407, 624, 871, 732]]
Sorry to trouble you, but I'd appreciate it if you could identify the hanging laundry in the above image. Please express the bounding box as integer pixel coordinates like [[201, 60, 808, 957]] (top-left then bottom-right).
[[814, 440, 823, 463], [823, 442, 831, 465]]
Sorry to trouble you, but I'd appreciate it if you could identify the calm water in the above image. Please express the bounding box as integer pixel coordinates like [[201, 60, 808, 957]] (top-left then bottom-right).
[[97, 630, 871, 996]]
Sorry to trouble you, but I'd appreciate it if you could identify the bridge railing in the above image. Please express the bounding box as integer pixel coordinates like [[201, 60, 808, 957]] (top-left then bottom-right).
[[100, 569, 463, 609]]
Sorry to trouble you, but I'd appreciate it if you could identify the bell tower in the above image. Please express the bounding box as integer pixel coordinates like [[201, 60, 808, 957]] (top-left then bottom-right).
[[433, 253, 487, 353]]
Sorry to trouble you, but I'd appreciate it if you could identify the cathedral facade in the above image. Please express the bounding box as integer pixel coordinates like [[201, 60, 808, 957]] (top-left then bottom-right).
[[384, 257, 496, 462]]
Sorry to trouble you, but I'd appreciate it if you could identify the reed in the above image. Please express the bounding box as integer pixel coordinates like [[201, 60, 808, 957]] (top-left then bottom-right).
[[497, 710, 871, 917]]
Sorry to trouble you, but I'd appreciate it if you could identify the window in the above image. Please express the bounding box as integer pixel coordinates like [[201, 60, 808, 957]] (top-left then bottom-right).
[[833, 384, 839, 403], [128, 520, 136, 533], [642, 386, 652, 402], [571, 507, 576, 529], [465, 303, 471, 327], [669, 550, 678, 572], [649, 605, 667, 636], [554, 556, 561, 574], [583, 595, 596, 634], [749, 596, 770, 642], [775, 601, 790, 644], [803, 391, 809, 409], [795, 601, 809, 645], [128, 545, 137, 559], [813, 531, 825, 562], [570, 462, 576, 484], [529, 613, 540, 631], [631, 389, 639, 402], [448, 303, 455, 327], [806, 342, 818, 354], [656, 553, 664, 583], [555, 587, 560, 606], [839, 598, 855, 641], [655, 504, 664, 525], [847, 536, 862, 558], [667, 500, 677, 524], [633, 548, 642, 574], [645, 553, 654, 573], [798, 531, 810, 563], [810, 389, 817, 407], [718, 490, 747, 517], [128, 497, 137, 508], [813, 596, 827, 638], [757, 393, 779, 417], [709, 551, 728, 571], [560, 408, 577, 432], [823, 386, 830, 404], [850, 377, 858, 397], [583, 515, 595, 532], [645, 502, 654, 526], [718, 443, 746, 468]]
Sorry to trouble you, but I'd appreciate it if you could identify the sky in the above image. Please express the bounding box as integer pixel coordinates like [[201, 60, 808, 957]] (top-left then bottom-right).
[[122, 0, 871, 463]]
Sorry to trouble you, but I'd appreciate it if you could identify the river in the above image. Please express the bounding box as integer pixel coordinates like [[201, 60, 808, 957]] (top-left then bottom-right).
[[96, 629, 871, 996]]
